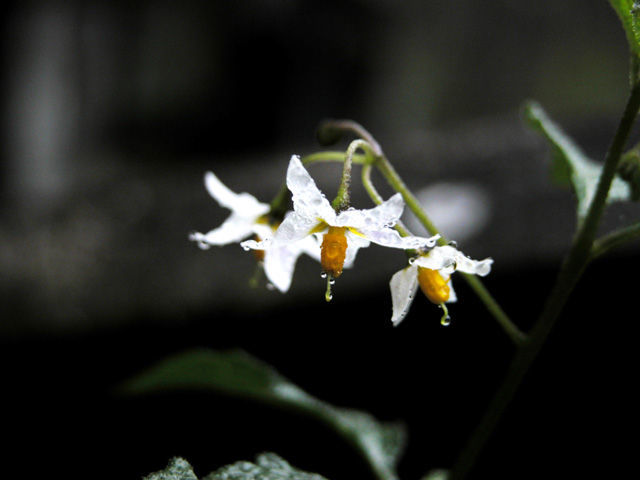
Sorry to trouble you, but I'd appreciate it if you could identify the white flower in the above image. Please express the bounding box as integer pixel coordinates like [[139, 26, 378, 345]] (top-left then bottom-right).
[[189, 170, 320, 293], [244, 155, 439, 279], [389, 245, 493, 326]]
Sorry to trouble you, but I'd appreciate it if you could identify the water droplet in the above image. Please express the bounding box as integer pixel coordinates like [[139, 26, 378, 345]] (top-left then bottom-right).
[[409, 257, 416, 265], [448, 240, 458, 248], [329, 278, 335, 285], [320, 272, 327, 278], [440, 315, 451, 326], [326, 293, 333, 301], [266, 283, 275, 291]]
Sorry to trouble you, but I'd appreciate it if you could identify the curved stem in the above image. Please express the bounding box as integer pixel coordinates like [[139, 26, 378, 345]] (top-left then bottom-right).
[[450, 81, 640, 480], [317, 119, 384, 157], [333, 140, 370, 211], [591, 221, 640, 260], [300, 151, 369, 166]]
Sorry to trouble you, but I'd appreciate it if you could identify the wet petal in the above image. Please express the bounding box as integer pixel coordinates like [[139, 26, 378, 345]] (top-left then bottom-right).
[[390, 264, 419, 326], [286, 155, 336, 223], [240, 238, 270, 250], [447, 277, 457, 303], [361, 227, 439, 250], [298, 234, 322, 262], [189, 214, 254, 247], [335, 193, 404, 230], [274, 211, 324, 243], [414, 245, 492, 276], [343, 232, 371, 268], [263, 244, 299, 293], [204, 171, 270, 218], [453, 255, 493, 276]]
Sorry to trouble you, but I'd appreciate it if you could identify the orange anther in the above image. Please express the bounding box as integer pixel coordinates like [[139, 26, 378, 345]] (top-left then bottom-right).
[[417, 267, 450, 304], [321, 226, 348, 277]]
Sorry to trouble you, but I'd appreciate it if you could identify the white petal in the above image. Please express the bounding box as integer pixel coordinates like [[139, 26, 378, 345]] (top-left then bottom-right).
[[343, 232, 371, 268], [335, 193, 405, 230], [251, 222, 275, 241], [413, 245, 492, 276], [189, 214, 254, 247], [274, 211, 323, 243], [263, 244, 300, 293], [286, 155, 336, 223], [298, 234, 322, 262], [240, 238, 270, 250], [447, 277, 457, 303], [360, 227, 439, 250], [389, 264, 419, 326], [204, 171, 270, 218]]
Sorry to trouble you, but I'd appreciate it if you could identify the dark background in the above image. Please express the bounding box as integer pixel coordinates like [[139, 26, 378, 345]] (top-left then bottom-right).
[[1, 1, 637, 479]]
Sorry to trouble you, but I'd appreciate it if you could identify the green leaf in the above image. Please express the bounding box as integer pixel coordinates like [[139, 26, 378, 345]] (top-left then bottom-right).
[[205, 452, 328, 480], [420, 470, 449, 480], [609, 0, 640, 57], [144, 457, 198, 480], [523, 101, 633, 221], [121, 349, 406, 480], [144, 453, 329, 480]]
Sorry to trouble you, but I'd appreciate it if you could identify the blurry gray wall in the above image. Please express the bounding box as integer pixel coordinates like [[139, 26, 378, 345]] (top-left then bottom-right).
[[1, 1, 637, 333]]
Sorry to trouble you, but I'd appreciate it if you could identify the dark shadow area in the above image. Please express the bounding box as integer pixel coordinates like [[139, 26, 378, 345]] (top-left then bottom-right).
[[1, 1, 637, 479]]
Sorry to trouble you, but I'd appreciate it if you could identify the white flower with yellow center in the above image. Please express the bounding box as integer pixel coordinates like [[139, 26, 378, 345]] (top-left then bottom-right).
[[390, 245, 493, 326], [243, 155, 440, 286], [189, 170, 320, 293]]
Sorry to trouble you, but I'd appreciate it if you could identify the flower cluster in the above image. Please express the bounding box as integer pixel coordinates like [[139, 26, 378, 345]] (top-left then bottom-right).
[[188, 169, 320, 293], [190, 155, 492, 325]]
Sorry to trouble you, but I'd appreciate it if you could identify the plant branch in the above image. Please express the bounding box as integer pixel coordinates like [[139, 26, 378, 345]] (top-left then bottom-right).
[[591, 221, 640, 259], [450, 81, 640, 480]]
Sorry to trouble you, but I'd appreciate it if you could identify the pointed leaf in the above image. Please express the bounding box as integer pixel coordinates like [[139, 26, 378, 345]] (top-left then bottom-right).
[[121, 349, 405, 480], [144, 458, 198, 480], [523, 101, 633, 221], [144, 454, 329, 480], [204, 452, 328, 480]]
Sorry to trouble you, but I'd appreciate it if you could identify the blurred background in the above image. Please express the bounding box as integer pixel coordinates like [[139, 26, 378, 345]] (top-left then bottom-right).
[[1, 1, 637, 479]]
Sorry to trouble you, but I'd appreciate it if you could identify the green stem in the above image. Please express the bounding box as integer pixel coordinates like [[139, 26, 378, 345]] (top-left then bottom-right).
[[450, 82, 640, 480], [591, 221, 640, 259], [301, 151, 369, 166], [332, 140, 370, 211], [374, 155, 526, 346]]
